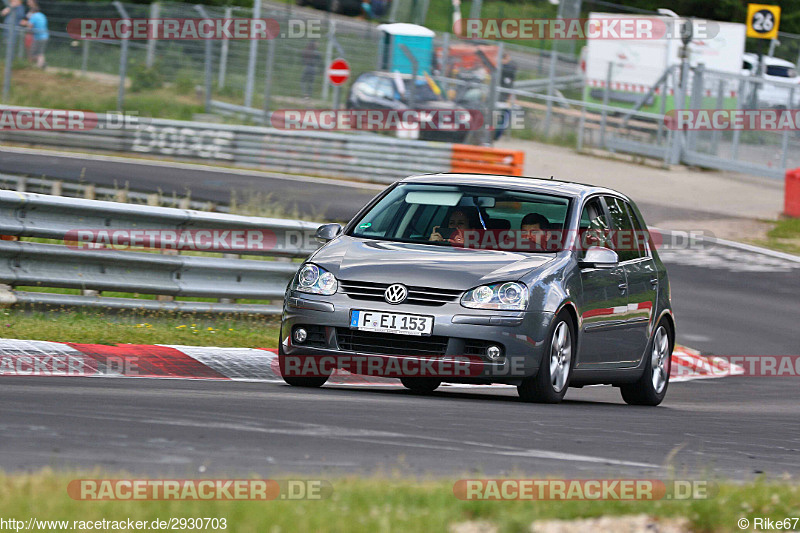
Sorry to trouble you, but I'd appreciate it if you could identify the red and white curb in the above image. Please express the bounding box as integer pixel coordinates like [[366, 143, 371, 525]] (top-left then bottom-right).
[[0, 338, 744, 385]]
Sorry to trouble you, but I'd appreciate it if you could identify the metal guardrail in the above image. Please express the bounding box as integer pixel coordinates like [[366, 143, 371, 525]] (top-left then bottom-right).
[[0, 190, 323, 314], [0, 108, 454, 183], [0, 173, 225, 212]]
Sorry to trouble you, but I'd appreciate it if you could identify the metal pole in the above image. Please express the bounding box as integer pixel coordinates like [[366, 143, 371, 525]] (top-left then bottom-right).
[[81, 40, 90, 74], [656, 67, 670, 144], [440, 32, 450, 91], [469, 0, 482, 20], [322, 19, 335, 101], [218, 6, 232, 89], [577, 103, 586, 151], [195, 6, 213, 113], [388, 0, 401, 23], [542, 0, 564, 138], [2, 12, 19, 102], [333, 86, 341, 110], [113, 2, 130, 110], [485, 41, 503, 145], [731, 77, 745, 161], [685, 63, 704, 152], [244, 0, 262, 107], [263, 37, 276, 118], [145, 2, 160, 69], [669, 60, 689, 165], [709, 79, 724, 155], [599, 62, 612, 150], [780, 87, 794, 171]]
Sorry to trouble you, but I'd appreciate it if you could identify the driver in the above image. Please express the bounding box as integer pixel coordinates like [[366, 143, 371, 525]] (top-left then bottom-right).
[[430, 209, 474, 244]]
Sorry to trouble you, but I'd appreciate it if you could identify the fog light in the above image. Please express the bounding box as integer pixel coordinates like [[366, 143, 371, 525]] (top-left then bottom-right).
[[486, 345, 503, 361], [293, 327, 308, 344]]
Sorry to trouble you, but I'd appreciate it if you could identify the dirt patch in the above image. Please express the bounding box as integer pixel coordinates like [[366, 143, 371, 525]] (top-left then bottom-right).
[[655, 218, 773, 242]]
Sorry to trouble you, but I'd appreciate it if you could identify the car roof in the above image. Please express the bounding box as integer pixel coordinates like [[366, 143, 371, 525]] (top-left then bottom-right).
[[399, 173, 630, 202]]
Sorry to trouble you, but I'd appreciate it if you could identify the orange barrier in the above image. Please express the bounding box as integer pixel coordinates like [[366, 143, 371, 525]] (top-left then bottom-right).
[[786, 168, 800, 218], [450, 145, 525, 176]]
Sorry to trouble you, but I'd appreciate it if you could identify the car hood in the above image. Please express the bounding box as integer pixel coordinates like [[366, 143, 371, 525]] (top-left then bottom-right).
[[309, 236, 555, 289]]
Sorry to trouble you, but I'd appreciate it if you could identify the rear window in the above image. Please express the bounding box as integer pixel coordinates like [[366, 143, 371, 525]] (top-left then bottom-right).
[[766, 65, 797, 78]]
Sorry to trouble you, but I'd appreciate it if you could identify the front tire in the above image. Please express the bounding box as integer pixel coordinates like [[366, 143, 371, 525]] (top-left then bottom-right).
[[278, 341, 329, 388], [620, 320, 673, 406], [401, 377, 441, 393], [517, 311, 575, 403]]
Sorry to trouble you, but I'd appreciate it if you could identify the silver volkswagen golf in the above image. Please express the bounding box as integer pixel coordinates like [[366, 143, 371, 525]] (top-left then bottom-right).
[[279, 174, 675, 405]]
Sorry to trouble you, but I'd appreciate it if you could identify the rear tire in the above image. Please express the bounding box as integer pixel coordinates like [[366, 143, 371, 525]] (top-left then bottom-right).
[[278, 340, 329, 388], [401, 377, 441, 393], [620, 320, 673, 406], [517, 311, 575, 403]]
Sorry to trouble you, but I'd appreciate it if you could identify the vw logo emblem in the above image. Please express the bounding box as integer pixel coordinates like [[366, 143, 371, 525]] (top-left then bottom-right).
[[384, 284, 408, 304]]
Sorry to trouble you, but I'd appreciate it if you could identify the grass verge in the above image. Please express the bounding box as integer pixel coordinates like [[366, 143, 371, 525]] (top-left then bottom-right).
[[0, 470, 798, 532], [752, 217, 800, 255], [0, 309, 280, 348]]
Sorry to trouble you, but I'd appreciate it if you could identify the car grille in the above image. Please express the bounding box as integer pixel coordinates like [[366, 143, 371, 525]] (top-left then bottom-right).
[[336, 328, 449, 357], [339, 280, 462, 306]]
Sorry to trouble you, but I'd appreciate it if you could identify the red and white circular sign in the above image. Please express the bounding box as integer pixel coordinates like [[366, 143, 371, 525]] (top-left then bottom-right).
[[327, 58, 350, 86]]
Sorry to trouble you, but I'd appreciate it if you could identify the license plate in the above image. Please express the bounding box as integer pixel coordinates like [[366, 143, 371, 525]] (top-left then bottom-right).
[[350, 310, 434, 336]]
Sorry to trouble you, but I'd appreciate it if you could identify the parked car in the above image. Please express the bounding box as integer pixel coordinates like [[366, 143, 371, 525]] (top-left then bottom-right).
[[296, 0, 389, 17], [280, 174, 675, 405], [346, 71, 476, 142], [741, 53, 800, 108]]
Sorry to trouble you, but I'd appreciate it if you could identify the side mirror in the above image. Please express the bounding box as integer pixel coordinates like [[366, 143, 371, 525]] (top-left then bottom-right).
[[578, 246, 619, 269], [315, 223, 342, 243]]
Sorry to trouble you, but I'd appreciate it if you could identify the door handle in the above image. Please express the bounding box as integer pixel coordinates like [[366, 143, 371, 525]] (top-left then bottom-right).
[[650, 278, 659, 287], [618, 282, 628, 292]]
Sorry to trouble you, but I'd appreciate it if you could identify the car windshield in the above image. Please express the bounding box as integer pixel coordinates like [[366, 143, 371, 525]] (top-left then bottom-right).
[[349, 183, 571, 252]]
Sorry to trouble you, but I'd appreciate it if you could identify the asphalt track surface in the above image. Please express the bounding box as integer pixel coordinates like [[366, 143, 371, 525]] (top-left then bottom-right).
[[0, 149, 798, 480], [0, 147, 729, 225]]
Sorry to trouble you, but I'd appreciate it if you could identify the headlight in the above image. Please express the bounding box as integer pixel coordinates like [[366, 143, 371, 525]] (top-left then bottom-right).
[[294, 264, 338, 296], [461, 282, 528, 311]]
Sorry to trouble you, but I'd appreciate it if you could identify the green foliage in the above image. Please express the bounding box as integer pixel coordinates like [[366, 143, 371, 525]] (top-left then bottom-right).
[[129, 61, 164, 93]]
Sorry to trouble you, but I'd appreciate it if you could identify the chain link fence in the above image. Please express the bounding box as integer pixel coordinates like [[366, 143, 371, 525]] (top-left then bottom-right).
[[0, 0, 798, 178]]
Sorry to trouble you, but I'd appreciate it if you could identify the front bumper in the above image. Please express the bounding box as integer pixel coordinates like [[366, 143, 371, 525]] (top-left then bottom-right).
[[280, 290, 555, 382]]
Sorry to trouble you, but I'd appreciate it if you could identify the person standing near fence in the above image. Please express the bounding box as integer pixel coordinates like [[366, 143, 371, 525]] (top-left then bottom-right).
[[300, 41, 321, 100], [20, 0, 45, 68], [1, 0, 25, 42]]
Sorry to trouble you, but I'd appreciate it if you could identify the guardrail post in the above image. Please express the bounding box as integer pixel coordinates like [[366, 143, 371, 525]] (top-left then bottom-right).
[[576, 103, 586, 152], [15, 176, 25, 192], [145, 2, 160, 69], [218, 7, 232, 89], [113, 1, 130, 110], [244, 0, 262, 108], [50, 180, 62, 197], [84, 184, 95, 200]]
